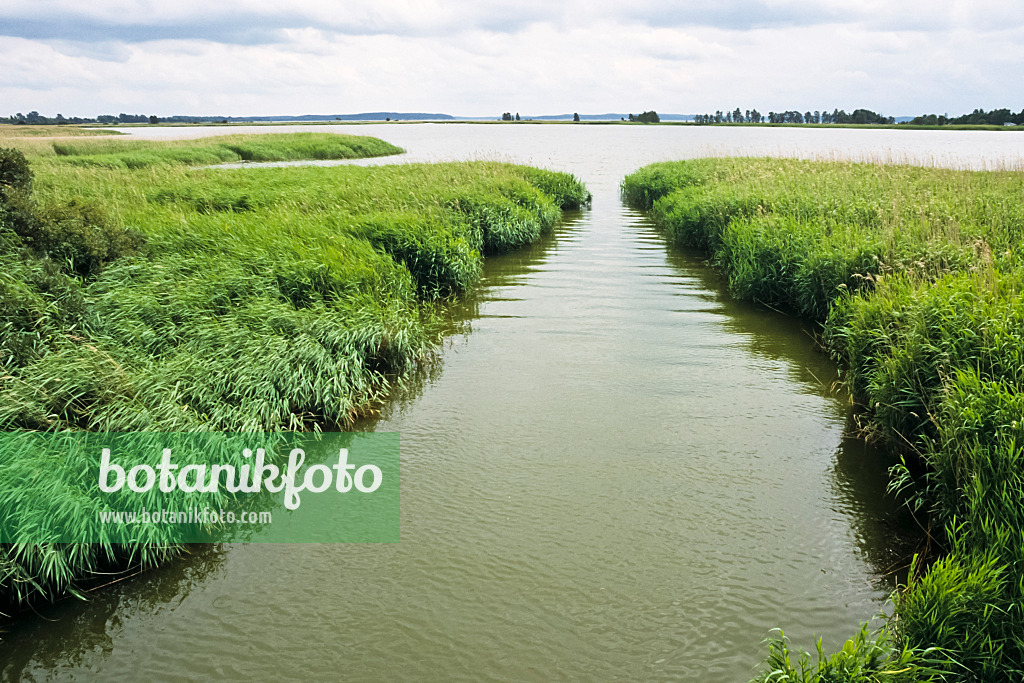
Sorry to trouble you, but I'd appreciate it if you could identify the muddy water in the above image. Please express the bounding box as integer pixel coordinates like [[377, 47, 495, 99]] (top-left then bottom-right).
[[7, 123, 1018, 681]]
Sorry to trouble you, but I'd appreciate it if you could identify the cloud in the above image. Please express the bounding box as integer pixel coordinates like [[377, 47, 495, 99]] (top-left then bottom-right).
[[4, 0, 1024, 46], [616, 1, 851, 30], [0, 1, 556, 44], [0, 18, 289, 45]]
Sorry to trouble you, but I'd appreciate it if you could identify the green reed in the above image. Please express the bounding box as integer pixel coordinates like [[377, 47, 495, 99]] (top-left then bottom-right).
[[623, 157, 1024, 681], [46, 132, 403, 169], [0, 137, 588, 609]]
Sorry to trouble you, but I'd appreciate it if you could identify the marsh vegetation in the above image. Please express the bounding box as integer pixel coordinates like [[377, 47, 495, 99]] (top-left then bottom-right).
[[0, 133, 588, 609]]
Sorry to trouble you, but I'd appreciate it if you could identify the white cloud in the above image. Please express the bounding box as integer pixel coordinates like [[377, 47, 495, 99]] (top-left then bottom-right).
[[1, 1, 1022, 117]]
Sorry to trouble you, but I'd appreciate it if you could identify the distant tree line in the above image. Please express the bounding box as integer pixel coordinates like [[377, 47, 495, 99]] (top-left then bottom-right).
[[627, 111, 660, 123], [5, 111, 158, 125], [693, 108, 893, 125], [694, 108, 763, 124], [906, 108, 1024, 126], [692, 106, 1024, 127]]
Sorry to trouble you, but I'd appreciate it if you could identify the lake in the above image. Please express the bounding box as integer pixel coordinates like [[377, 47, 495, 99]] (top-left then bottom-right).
[[4, 124, 1023, 681]]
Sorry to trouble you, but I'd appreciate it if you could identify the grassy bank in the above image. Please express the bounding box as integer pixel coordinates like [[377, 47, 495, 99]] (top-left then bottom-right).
[[0, 134, 589, 609], [622, 158, 1024, 680], [0, 125, 122, 139]]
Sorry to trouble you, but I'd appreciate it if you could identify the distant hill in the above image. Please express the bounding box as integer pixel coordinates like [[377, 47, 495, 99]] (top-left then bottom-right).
[[490, 113, 696, 121], [157, 112, 703, 123], [164, 112, 456, 123], [153, 111, 920, 124], [649, 114, 695, 121]]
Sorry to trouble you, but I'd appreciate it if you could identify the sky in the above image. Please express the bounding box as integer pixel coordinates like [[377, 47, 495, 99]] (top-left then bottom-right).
[[2, 1, 1022, 118]]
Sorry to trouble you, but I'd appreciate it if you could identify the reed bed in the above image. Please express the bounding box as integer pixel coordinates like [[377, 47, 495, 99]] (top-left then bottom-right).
[[45, 132, 404, 169], [623, 158, 1024, 681], [0, 136, 588, 609], [0, 125, 121, 140]]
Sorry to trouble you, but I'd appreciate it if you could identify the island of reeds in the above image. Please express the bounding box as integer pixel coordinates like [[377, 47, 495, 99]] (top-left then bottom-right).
[[0, 131, 589, 610], [622, 158, 1024, 682]]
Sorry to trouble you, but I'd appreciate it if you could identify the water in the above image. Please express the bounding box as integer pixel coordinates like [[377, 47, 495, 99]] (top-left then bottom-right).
[[4, 124, 1023, 681]]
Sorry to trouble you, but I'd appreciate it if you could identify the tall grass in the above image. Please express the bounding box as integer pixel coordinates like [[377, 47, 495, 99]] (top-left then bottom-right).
[[623, 158, 1024, 681], [0, 432, 270, 605], [754, 624, 943, 682], [0, 136, 588, 609], [46, 132, 403, 169], [0, 125, 121, 141]]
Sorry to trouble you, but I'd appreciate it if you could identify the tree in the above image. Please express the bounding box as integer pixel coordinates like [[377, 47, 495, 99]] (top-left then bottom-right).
[[149, 115, 159, 125], [733, 108, 744, 123], [637, 110, 660, 123], [850, 108, 886, 125], [501, 112, 512, 121], [515, 113, 520, 121], [0, 147, 33, 192], [0, 147, 34, 238], [573, 112, 580, 122]]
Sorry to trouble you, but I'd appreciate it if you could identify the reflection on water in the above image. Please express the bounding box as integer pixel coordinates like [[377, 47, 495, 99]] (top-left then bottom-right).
[[0, 123, 980, 681], [1, 546, 230, 680]]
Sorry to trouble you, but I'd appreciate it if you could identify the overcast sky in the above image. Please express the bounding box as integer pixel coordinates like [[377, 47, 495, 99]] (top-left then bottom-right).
[[2, 1, 1022, 118]]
